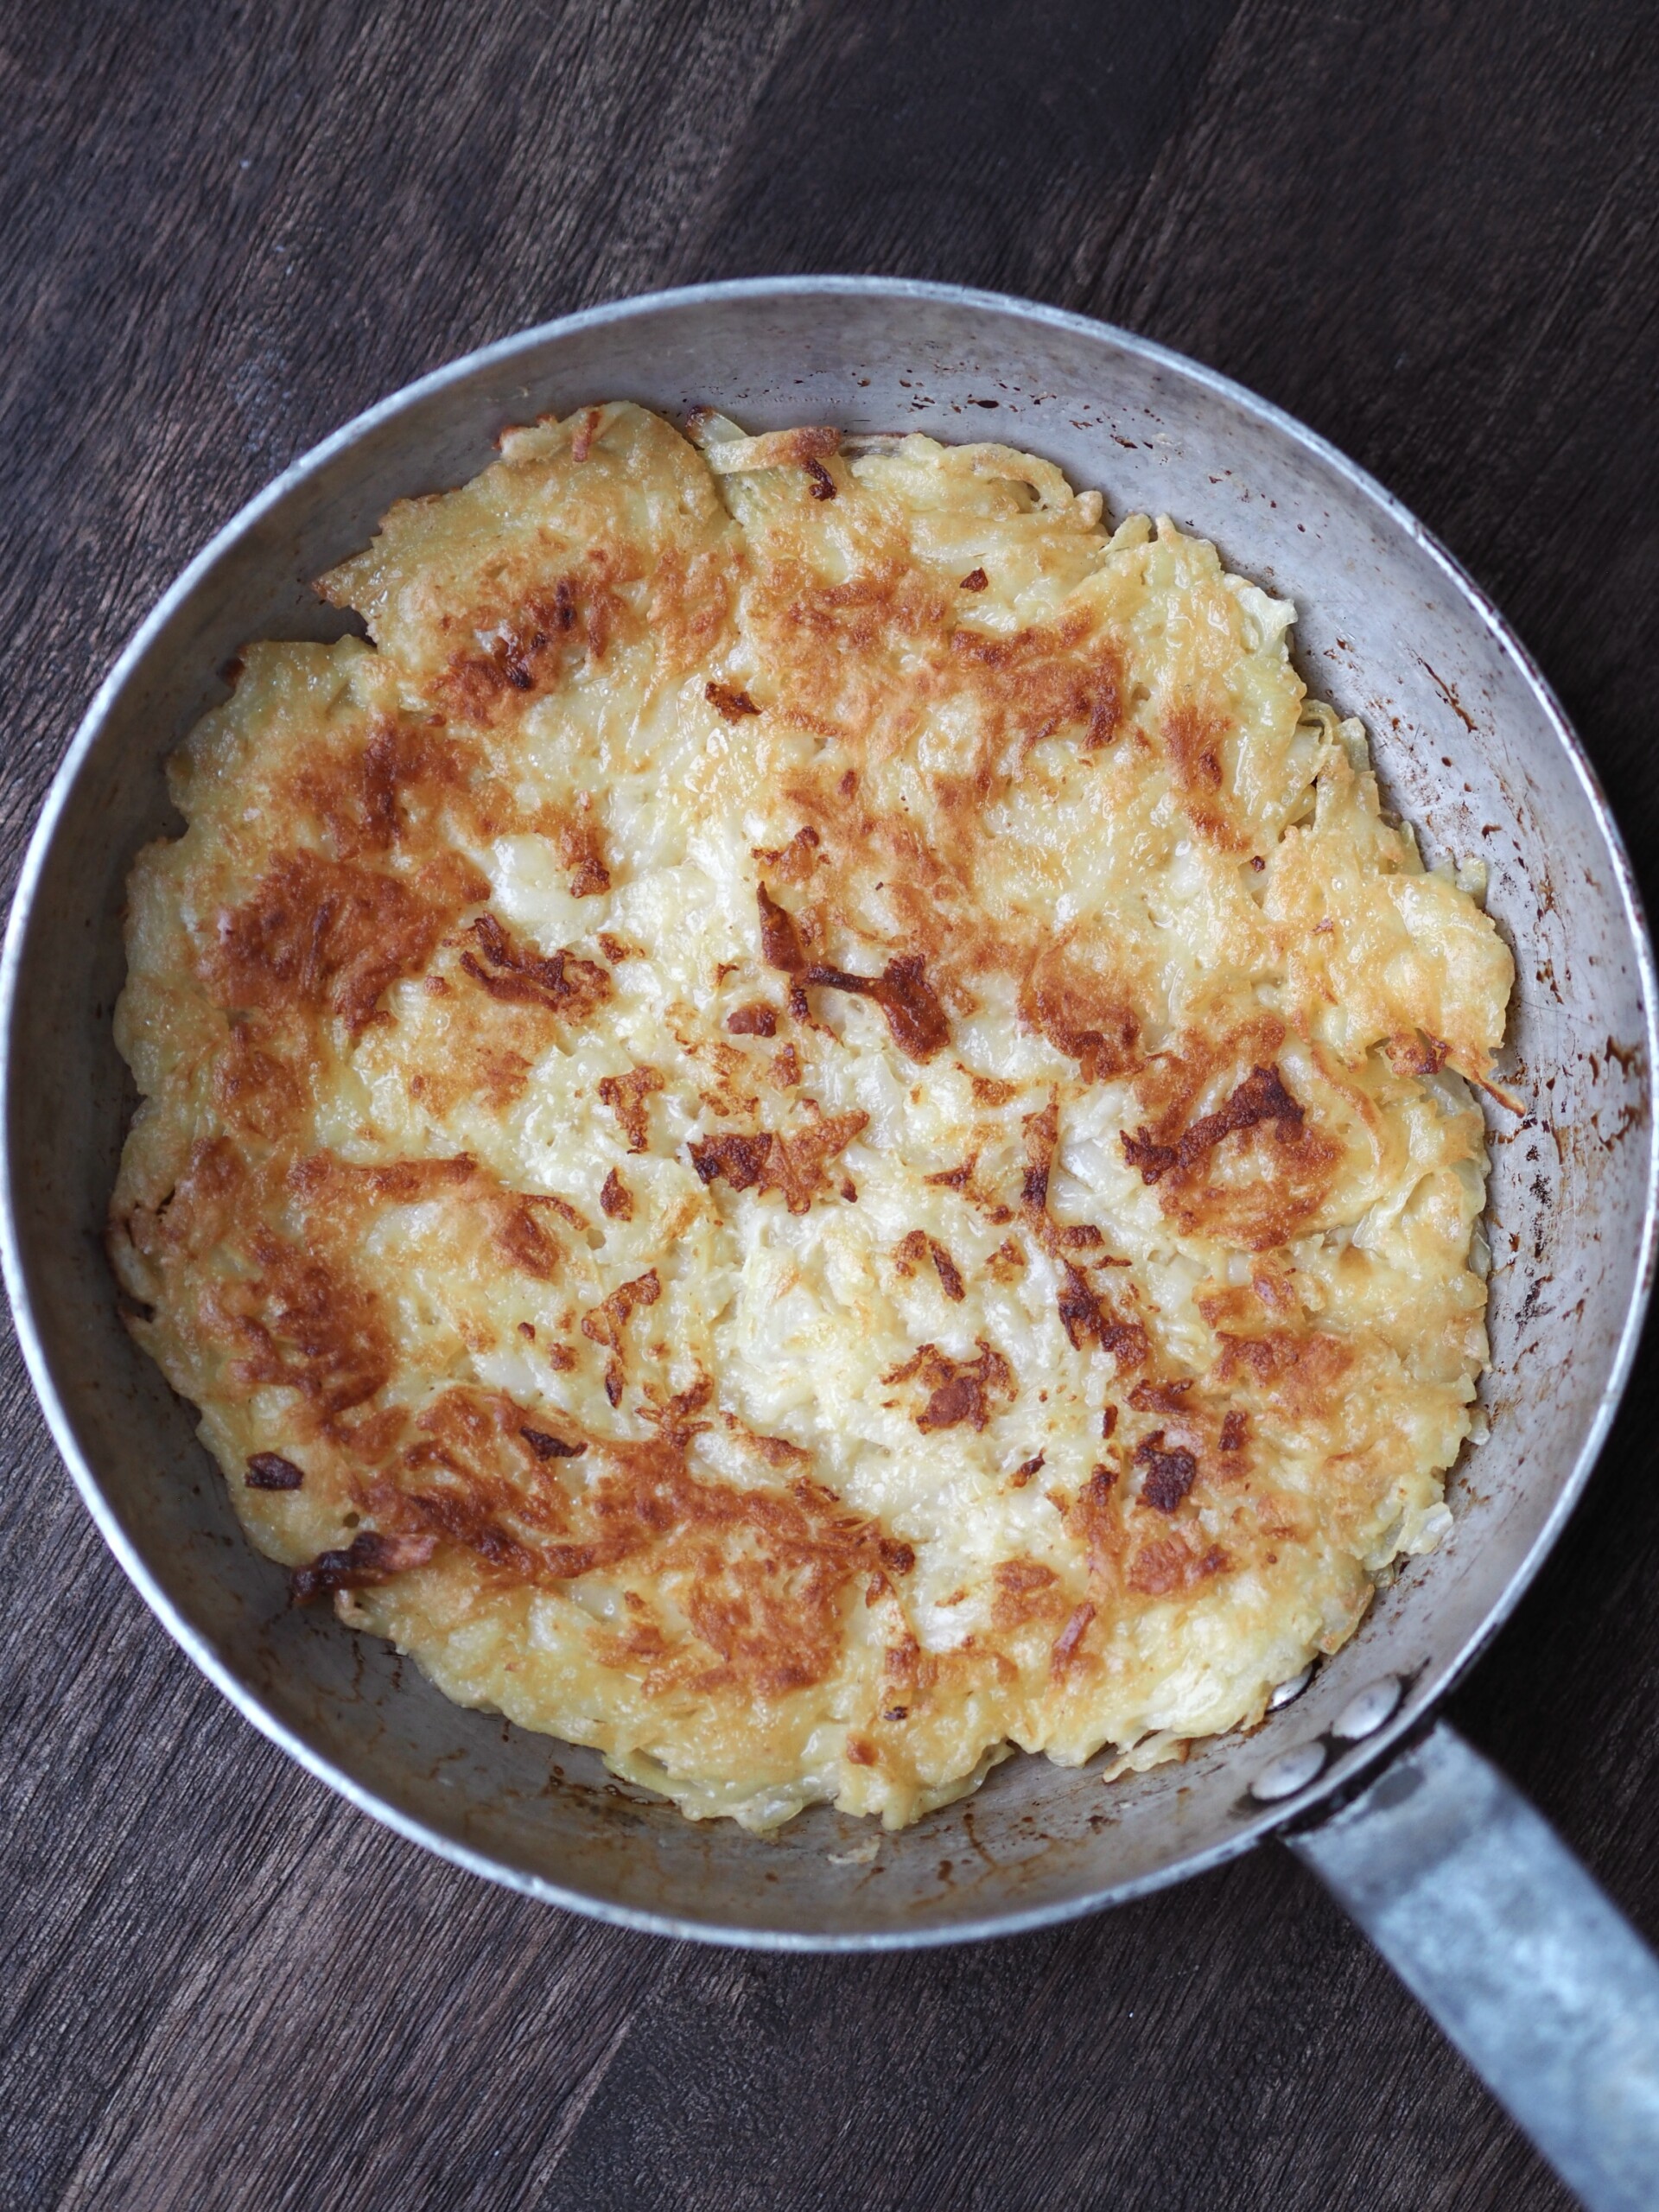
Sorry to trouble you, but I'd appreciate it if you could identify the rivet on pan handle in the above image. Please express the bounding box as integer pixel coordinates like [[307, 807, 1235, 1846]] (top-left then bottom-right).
[[1293, 1720, 1659, 2212]]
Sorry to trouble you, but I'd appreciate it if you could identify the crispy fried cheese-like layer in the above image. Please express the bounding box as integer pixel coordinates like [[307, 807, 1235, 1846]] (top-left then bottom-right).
[[109, 402, 1511, 1831]]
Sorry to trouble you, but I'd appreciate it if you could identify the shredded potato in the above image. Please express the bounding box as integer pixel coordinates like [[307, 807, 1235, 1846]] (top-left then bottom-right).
[[109, 405, 1510, 1831]]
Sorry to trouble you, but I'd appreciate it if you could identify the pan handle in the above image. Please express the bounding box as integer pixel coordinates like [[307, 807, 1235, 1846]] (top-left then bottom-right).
[[1290, 1719, 1659, 2209]]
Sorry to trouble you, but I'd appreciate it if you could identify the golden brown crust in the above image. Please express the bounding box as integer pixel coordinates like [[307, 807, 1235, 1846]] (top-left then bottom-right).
[[1019, 941, 1141, 1083], [210, 849, 489, 1039], [339, 1389, 893, 1702]]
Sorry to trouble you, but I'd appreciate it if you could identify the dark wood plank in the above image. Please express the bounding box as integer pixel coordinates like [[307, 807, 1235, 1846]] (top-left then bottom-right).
[[3, 1, 1655, 2203]]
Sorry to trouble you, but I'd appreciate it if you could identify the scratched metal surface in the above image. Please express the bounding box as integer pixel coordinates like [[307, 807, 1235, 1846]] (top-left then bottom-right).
[[5, 280, 1652, 1944]]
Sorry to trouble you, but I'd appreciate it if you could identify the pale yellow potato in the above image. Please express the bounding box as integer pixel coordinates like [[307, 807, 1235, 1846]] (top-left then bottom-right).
[[109, 404, 1511, 1832]]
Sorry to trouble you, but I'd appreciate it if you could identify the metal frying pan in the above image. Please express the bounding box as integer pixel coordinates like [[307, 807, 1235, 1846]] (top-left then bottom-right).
[[5, 278, 1656, 2207]]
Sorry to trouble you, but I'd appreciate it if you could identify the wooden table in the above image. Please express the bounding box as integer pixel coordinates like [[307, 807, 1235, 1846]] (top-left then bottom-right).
[[4, 4, 1656, 2203]]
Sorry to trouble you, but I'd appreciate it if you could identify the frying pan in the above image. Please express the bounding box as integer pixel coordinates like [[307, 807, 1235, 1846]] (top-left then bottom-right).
[[5, 278, 1657, 2207]]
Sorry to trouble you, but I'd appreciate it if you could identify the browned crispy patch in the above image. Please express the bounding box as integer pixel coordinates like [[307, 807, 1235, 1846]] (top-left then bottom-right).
[[1123, 1062, 1305, 1185], [689, 1129, 772, 1192], [280, 1157, 570, 1314], [1058, 1223, 1109, 1253], [245, 1452, 305, 1491], [645, 541, 738, 680], [1135, 1432, 1198, 1513], [925, 1154, 976, 1193], [727, 1001, 778, 1038], [111, 1137, 235, 1284], [893, 1230, 965, 1302], [212, 1028, 303, 1141], [1050, 1600, 1096, 1678], [1067, 1465, 1122, 1581], [434, 571, 630, 724], [1020, 1098, 1058, 1214], [402, 926, 610, 1121], [882, 1631, 943, 1704], [287, 1151, 478, 1209], [581, 1269, 662, 1406], [209, 849, 489, 1038], [570, 407, 602, 464], [1057, 1263, 1151, 1369], [1163, 701, 1246, 849], [927, 1238, 964, 1302], [690, 1038, 762, 1122], [570, 1446, 881, 1703], [697, 422, 842, 474], [969, 1073, 1018, 1108], [753, 825, 821, 885], [291, 1529, 437, 1605], [1020, 942, 1140, 1083], [949, 609, 1123, 753], [799, 954, 950, 1061], [983, 1241, 1026, 1286], [360, 1389, 893, 1700], [632, 1376, 713, 1451], [601, 1167, 633, 1221], [210, 1227, 393, 1430], [597, 1065, 664, 1154], [282, 715, 480, 862], [1013, 1102, 1147, 1364], [991, 1556, 1065, 1631], [378, 1389, 582, 1560], [461, 912, 611, 1018], [1386, 1029, 1451, 1078], [1125, 1046, 1338, 1250], [755, 884, 949, 1060], [706, 680, 760, 721], [1212, 1326, 1354, 1418], [1127, 1536, 1230, 1597], [568, 854, 610, 898], [1196, 1273, 1291, 1332], [522, 1424, 584, 1459], [884, 1340, 1014, 1433], [1128, 1376, 1194, 1414], [959, 568, 988, 593], [757, 882, 808, 971], [690, 1110, 868, 1214], [493, 1196, 566, 1281]]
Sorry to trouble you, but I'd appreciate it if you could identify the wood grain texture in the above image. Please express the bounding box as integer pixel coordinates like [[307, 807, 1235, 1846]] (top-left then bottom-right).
[[2, 2, 1655, 2203]]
